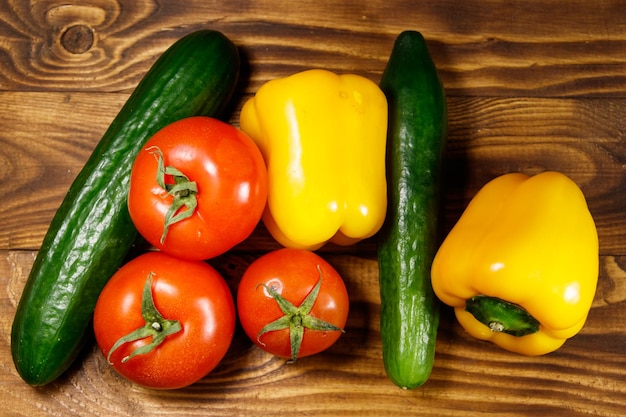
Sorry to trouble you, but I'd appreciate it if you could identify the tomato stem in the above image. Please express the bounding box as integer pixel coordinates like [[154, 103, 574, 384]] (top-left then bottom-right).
[[257, 265, 345, 362], [147, 146, 198, 244], [106, 273, 182, 364]]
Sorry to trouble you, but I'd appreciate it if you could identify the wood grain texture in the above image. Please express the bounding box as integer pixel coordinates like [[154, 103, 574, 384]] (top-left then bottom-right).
[[1, 0, 625, 95], [1, 0, 625, 416], [3, 93, 626, 253], [1, 251, 625, 416]]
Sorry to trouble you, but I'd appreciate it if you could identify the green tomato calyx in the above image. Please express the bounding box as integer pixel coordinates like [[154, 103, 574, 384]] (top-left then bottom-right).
[[257, 265, 345, 363], [106, 273, 181, 364], [147, 146, 198, 244]]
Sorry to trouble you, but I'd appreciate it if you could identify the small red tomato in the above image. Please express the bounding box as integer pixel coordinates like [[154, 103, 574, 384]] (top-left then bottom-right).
[[237, 248, 349, 361], [93, 251, 236, 389], [128, 116, 268, 260]]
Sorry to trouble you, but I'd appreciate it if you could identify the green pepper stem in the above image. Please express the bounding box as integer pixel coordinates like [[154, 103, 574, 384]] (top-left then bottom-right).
[[465, 295, 540, 337]]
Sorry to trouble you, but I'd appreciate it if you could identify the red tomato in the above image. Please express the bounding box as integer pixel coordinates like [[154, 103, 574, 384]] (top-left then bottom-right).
[[128, 116, 268, 260], [237, 248, 349, 361], [93, 251, 236, 389]]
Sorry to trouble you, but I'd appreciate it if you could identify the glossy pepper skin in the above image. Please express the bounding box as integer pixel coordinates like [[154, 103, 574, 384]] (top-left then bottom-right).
[[431, 171, 598, 355], [240, 69, 388, 249]]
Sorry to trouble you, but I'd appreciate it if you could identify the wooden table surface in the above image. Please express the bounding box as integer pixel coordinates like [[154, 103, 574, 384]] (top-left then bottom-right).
[[1, 1, 625, 416]]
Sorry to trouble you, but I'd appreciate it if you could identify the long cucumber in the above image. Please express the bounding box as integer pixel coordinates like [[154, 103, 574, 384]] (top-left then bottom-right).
[[11, 30, 240, 386], [377, 30, 448, 389]]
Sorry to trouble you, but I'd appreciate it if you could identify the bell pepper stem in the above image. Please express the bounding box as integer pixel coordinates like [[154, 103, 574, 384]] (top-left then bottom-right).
[[465, 295, 540, 337]]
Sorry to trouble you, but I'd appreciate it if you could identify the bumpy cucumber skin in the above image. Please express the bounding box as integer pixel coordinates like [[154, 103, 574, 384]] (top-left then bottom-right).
[[11, 30, 240, 386], [377, 31, 448, 389]]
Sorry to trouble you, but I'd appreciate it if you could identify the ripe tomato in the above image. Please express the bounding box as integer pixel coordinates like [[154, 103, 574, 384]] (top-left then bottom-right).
[[128, 116, 268, 260], [237, 248, 349, 361], [93, 251, 236, 389]]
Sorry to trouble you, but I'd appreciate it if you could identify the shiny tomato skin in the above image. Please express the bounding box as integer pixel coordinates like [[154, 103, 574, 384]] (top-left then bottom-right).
[[93, 251, 236, 389], [237, 248, 349, 359], [128, 116, 268, 260]]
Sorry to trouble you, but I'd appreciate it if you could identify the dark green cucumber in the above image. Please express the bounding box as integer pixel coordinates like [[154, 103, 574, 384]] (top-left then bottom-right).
[[11, 30, 240, 386], [377, 31, 447, 389]]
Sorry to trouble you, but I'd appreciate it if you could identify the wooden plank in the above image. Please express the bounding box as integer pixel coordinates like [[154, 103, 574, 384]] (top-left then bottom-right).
[[1, 92, 624, 253], [0, 1, 625, 96], [0, 92, 125, 250], [1, 250, 624, 416], [441, 96, 626, 255]]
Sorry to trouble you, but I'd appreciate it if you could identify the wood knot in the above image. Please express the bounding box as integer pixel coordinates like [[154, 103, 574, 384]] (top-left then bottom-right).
[[60, 25, 94, 54]]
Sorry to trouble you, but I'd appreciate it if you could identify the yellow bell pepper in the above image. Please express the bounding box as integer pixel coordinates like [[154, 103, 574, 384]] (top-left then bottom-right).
[[431, 171, 598, 355], [239, 69, 388, 249]]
